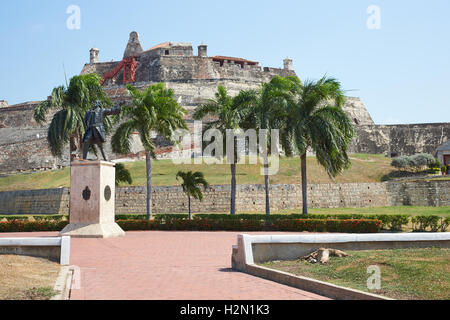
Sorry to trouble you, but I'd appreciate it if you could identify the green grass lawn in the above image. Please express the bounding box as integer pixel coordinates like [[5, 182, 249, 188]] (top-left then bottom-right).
[[261, 247, 450, 300], [285, 206, 450, 216], [0, 154, 395, 191], [2, 205, 449, 219]]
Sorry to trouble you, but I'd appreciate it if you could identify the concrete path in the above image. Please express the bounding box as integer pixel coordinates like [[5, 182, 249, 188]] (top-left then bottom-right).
[[1, 231, 328, 300]]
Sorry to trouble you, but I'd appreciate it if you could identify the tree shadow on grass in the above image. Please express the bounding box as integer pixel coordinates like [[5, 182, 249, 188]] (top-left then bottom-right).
[[381, 170, 429, 182]]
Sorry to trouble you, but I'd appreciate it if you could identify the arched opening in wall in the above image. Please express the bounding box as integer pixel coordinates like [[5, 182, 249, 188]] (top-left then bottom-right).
[[353, 118, 359, 125], [165, 50, 170, 55]]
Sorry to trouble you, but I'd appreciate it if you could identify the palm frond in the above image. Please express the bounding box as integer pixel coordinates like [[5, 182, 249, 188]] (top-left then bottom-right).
[[111, 120, 136, 155], [115, 163, 133, 186], [47, 109, 70, 158]]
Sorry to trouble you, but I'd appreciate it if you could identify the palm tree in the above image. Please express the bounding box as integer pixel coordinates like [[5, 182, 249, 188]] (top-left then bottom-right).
[[176, 171, 209, 220], [33, 74, 112, 161], [281, 76, 355, 214], [193, 85, 250, 215], [111, 83, 188, 220], [239, 76, 300, 222]]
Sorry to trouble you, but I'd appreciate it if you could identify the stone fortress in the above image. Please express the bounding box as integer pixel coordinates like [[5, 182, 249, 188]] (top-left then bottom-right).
[[0, 31, 449, 174]]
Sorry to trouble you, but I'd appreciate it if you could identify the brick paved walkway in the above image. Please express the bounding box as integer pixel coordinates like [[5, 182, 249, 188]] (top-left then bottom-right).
[[1, 231, 328, 300]]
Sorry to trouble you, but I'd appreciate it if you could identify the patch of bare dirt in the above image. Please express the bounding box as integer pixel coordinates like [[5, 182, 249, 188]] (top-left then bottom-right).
[[0, 254, 60, 300]]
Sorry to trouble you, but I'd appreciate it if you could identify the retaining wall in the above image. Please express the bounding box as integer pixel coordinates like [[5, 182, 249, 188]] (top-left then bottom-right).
[[0, 180, 448, 215]]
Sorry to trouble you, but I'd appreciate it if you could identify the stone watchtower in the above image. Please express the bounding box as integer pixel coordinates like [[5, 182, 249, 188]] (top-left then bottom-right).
[[90, 47, 99, 64], [198, 44, 208, 57], [283, 57, 293, 71], [123, 31, 144, 58]]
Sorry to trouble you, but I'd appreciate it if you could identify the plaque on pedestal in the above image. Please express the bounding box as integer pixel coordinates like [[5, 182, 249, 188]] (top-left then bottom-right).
[[60, 160, 125, 238]]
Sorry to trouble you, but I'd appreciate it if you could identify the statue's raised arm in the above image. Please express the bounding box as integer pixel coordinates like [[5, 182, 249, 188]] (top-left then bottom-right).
[[103, 104, 122, 116]]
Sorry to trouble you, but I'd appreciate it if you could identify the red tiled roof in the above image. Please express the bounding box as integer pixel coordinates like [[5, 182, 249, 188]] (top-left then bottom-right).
[[147, 42, 171, 50], [211, 56, 258, 65]]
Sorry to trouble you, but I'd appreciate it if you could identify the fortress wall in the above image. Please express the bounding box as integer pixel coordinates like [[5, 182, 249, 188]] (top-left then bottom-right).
[[386, 180, 450, 207], [135, 52, 161, 82], [158, 55, 268, 82], [1, 181, 448, 215], [0, 102, 43, 129], [0, 137, 67, 173], [158, 55, 296, 83], [350, 123, 450, 156], [386, 123, 449, 156]]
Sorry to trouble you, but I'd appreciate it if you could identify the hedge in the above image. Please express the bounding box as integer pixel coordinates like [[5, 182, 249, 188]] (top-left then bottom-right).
[[1, 213, 448, 233], [0, 213, 413, 232], [0, 220, 69, 233], [0, 218, 381, 233], [116, 218, 382, 233], [0, 215, 66, 221], [182, 213, 409, 231]]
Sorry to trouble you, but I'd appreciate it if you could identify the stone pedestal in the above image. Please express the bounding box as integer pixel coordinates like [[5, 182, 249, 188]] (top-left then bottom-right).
[[60, 160, 125, 238]]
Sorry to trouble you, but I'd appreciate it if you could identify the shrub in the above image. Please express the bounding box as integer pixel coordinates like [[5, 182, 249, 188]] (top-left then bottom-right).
[[410, 153, 435, 169], [384, 215, 410, 231], [428, 158, 442, 170], [115, 214, 191, 221], [0, 215, 66, 222], [0, 215, 29, 221], [439, 217, 450, 232], [391, 153, 436, 172], [442, 165, 448, 174], [154, 214, 190, 222], [374, 214, 390, 229], [32, 215, 65, 221], [411, 215, 443, 232], [115, 214, 147, 220], [391, 156, 409, 170], [428, 216, 442, 232]]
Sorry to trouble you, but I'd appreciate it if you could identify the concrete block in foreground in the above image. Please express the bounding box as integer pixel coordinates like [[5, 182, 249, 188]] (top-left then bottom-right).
[[0, 236, 70, 265]]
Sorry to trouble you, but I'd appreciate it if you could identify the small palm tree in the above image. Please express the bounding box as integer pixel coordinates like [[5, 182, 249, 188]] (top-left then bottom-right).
[[33, 74, 112, 161], [176, 171, 209, 220], [111, 83, 188, 220], [193, 85, 250, 215], [281, 76, 355, 214]]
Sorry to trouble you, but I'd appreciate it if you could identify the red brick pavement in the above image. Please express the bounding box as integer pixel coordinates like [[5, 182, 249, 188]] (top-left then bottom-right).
[[1, 231, 328, 300]]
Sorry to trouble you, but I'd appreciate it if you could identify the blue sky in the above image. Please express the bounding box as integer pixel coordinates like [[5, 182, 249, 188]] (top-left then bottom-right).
[[0, 0, 449, 124]]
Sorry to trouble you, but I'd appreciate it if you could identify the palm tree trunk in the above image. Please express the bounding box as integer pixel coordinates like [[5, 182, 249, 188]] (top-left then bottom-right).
[[70, 136, 77, 163], [230, 163, 236, 215], [301, 152, 308, 215], [264, 158, 270, 228], [146, 151, 152, 220], [78, 130, 83, 160], [188, 196, 191, 221]]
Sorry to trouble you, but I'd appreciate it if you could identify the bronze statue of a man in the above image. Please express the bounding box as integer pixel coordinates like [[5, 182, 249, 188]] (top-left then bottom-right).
[[82, 100, 121, 161]]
